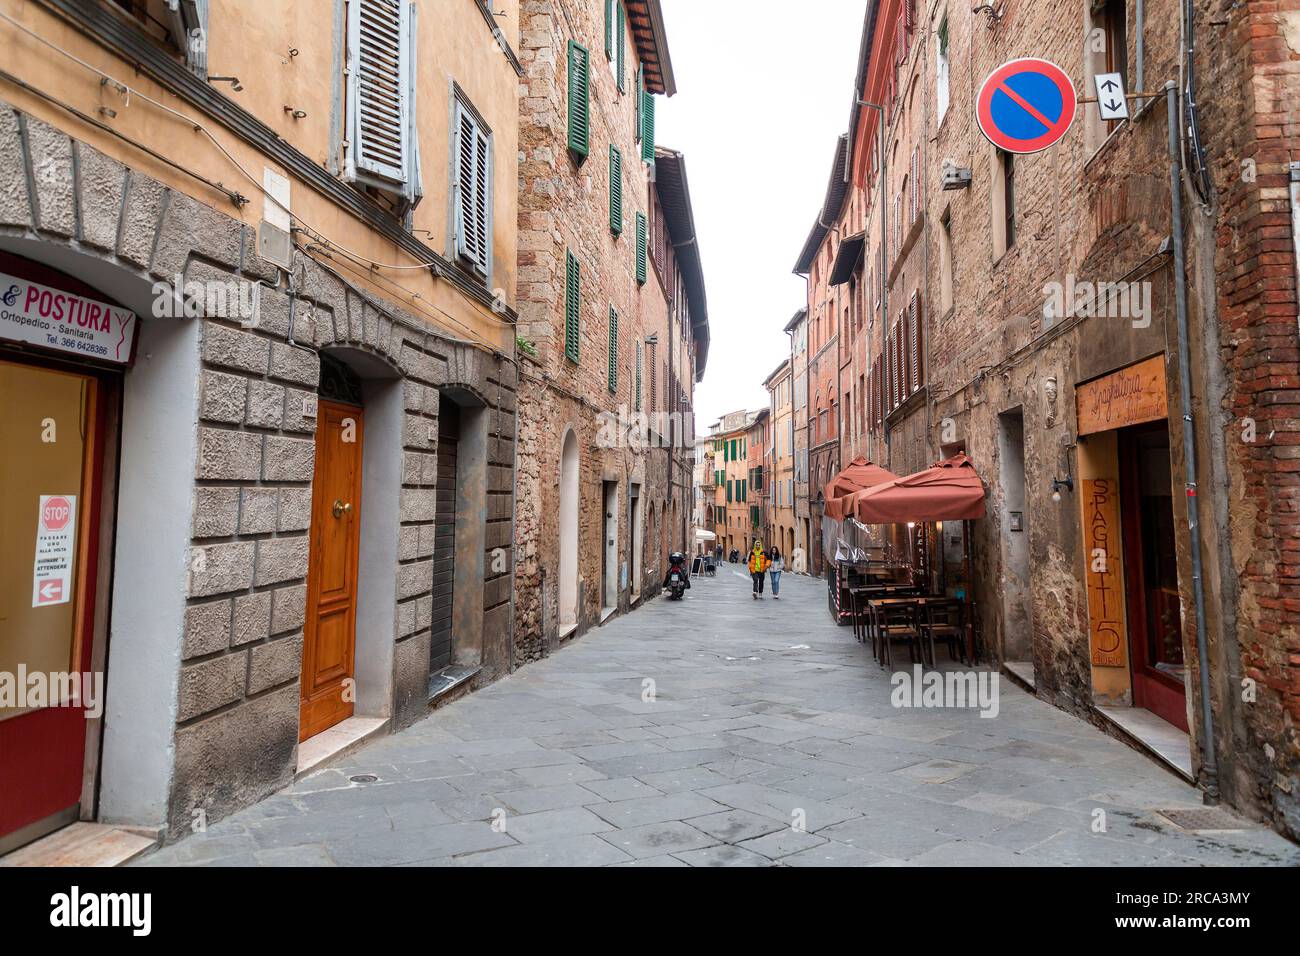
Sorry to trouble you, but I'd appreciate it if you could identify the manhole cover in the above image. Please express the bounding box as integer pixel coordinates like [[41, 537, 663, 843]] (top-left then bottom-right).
[[1156, 807, 1252, 832], [349, 774, 379, 784]]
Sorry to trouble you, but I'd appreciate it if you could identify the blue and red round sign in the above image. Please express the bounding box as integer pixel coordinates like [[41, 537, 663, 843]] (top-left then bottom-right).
[[976, 58, 1077, 154]]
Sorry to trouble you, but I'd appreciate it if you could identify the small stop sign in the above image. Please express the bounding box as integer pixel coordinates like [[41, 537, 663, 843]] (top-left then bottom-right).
[[42, 496, 72, 532]]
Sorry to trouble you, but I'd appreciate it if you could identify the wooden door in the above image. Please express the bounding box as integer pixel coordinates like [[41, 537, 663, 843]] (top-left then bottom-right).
[[299, 400, 364, 742], [0, 357, 108, 852], [429, 398, 459, 675]]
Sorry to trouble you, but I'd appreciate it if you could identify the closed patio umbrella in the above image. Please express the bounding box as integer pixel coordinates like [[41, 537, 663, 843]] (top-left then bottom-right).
[[824, 457, 899, 520], [850, 453, 987, 524]]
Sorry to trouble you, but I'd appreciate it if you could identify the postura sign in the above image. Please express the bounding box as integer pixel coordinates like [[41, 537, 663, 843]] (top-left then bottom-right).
[[0, 270, 137, 365]]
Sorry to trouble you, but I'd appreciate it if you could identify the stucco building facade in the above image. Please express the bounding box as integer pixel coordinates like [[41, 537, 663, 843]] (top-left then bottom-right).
[[0, 0, 524, 853]]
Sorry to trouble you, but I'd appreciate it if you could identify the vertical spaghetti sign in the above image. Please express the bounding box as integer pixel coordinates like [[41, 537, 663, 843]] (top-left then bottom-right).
[[1083, 478, 1125, 667]]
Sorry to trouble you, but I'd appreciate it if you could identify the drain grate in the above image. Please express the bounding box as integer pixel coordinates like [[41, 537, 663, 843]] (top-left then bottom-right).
[[1156, 806, 1253, 832], [349, 774, 379, 784]]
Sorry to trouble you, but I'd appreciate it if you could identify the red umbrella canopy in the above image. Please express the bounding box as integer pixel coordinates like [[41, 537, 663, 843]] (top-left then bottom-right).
[[824, 457, 899, 520], [851, 453, 987, 524]]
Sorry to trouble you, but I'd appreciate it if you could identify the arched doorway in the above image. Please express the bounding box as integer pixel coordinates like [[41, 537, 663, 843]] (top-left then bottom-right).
[[558, 428, 579, 630]]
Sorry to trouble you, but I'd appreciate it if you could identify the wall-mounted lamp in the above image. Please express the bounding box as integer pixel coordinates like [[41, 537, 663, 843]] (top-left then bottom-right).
[[1050, 476, 1074, 503]]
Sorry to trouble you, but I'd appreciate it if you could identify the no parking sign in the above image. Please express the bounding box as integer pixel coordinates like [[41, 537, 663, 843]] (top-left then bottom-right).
[[976, 58, 1077, 154]]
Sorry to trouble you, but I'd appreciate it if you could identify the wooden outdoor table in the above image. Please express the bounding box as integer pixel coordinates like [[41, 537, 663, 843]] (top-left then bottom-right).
[[856, 595, 971, 663]]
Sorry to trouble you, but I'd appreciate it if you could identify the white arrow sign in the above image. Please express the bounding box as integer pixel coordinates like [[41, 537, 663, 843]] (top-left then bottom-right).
[[1094, 72, 1128, 122]]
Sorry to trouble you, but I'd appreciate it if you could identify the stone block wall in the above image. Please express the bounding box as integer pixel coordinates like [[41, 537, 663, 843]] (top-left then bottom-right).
[[0, 103, 517, 840]]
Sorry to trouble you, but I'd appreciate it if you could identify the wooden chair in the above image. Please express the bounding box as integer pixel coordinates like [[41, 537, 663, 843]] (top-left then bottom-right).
[[877, 601, 922, 669], [854, 588, 891, 657], [922, 599, 965, 665]]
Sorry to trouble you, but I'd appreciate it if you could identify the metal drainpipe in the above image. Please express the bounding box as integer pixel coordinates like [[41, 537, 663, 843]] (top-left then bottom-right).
[[1166, 81, 1219, 803]]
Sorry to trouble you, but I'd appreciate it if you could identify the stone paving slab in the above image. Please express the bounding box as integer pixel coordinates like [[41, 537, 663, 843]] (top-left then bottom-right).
[[139, 570, 1300, 867]]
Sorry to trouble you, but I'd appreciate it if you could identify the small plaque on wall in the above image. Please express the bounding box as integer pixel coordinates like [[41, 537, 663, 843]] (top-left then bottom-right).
[[1009, 511, 1023, 532]]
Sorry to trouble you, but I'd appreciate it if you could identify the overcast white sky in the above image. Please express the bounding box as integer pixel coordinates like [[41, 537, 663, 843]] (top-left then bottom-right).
[[656, 0, 865, 431]]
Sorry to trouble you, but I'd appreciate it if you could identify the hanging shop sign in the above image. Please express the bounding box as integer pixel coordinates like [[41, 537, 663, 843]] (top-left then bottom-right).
[[1076, 355, 1168, 435], [1082, 478, 1125, 667], [0, 270, 137, 365]]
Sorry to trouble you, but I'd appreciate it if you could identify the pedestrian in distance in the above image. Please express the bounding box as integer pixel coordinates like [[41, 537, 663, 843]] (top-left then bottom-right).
[[767, 546, 784, 599], [748, 542, 769, 599]]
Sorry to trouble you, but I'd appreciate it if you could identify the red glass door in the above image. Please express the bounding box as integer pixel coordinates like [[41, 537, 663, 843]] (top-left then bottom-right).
[[0, 356, 108, 852], [1119, 424, 1189, 732]]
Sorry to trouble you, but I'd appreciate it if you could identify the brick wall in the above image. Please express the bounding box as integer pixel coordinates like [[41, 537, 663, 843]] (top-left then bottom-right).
[[514, 0, 684, 656]]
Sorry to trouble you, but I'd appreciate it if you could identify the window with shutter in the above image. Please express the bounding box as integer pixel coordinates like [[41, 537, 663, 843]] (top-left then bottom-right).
[[453, 100, 492, 277], [909, 147, 919, 225], [635, 212, 648, 285], [604, 0, 615, 59], [565, 250, 580, 363], [889, 326, 899, 410], [165, 0, 209, 76], [897, 318, 906, 403], [909, 293, 922, 389], [607, 305, 619, 392], [635, 65, 643, 142], [649, 342, 657, 409], [609, 145, 623, 235], [635, 340, 643, 410], [641, 90, 656, 164], [567, 41, 590, 159], [346, 0, 417, 195], [616, 1, 626, 92], [869, 358, 876, 432], [900, 306, 911, 397], [892, 194, 901, 260]]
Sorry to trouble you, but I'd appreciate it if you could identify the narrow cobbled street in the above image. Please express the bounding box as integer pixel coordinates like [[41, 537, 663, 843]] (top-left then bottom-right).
[[141, 570, 1299, 868]]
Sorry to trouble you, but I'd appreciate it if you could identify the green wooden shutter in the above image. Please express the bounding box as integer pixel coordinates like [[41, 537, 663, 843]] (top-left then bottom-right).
[[609, 145, 623, 235], [635, 65, 643, 141], [604, 0, 613, 59], [635, 340, 643, 410], [607, 305, 619, 392], [635, 212, 647, 285], [616, 2, 626, 92], [565, 250, 580, 362], [567, 41, 590, 158], [641, 91, 656, 164]]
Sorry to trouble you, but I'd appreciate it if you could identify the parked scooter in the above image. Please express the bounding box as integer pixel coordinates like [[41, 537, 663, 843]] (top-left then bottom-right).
[[665, 551, 689, 600]]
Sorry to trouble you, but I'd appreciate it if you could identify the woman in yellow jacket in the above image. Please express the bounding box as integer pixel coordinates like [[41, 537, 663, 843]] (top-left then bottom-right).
[[748, 542, 769, 599]]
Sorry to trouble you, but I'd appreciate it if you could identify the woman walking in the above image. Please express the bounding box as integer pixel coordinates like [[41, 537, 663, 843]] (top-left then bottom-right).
[[748, 542, 769, 599], [767, 546, 784, 599]]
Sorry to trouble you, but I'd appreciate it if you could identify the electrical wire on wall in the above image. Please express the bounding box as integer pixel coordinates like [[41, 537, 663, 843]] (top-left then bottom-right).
[[1179, 0, 1214, 205]]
